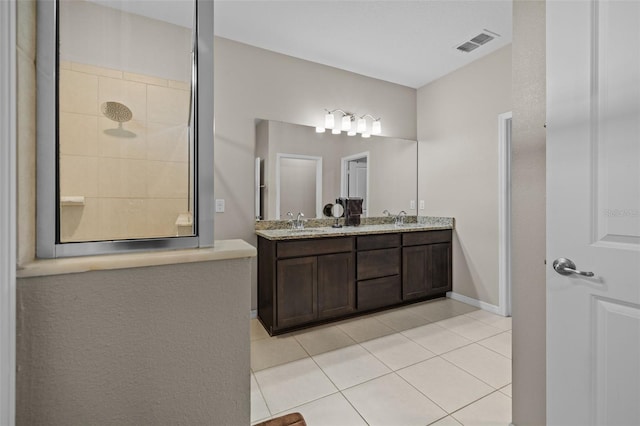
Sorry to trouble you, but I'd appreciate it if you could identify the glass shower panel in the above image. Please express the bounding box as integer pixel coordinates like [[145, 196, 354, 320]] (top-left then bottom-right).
[[57, 0, 195, 242]]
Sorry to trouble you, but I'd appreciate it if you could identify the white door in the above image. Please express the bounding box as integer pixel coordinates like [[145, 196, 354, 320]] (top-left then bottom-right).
[[547, 1, 640, 425]]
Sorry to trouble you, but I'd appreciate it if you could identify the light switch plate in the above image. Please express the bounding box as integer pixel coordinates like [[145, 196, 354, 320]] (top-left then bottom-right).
[[410, 200, 416, 210], [419, 200, 425, 210], [215, 199, 225, 213]]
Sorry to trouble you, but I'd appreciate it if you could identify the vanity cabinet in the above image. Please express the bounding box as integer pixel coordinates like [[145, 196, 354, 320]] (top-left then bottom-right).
[[259, 237, 356, 333], [258, 229, 452, 335], [402, 230, 452, 299]]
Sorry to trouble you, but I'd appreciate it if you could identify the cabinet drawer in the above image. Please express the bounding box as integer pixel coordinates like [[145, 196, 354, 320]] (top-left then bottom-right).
[[357, 276, 402, 311], [277, 237, 353, 258], [357, 248, 401, 280], [357, 233, 400, 251], [402, 230, 452, 246]]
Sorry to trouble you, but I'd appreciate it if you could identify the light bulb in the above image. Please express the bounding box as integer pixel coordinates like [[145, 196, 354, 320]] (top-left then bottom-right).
[[324, 112, 335, 129], [341, 115, 352, 131], [347, 129, 357, 136], [315, 126, 325, 133], [332, 128, 341, 135], [362, 133, 371, 138], [356, 118, 366, 133], [372, 120, 382, 135]]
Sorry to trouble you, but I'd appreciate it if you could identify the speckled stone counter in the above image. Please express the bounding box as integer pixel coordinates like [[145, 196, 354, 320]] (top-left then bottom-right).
[[256, 216, 454, 241]]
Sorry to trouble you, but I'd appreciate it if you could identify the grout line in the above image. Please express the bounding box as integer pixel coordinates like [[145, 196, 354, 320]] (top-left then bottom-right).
[[447, 388, 511, 420], [250, 370, 273, 422]]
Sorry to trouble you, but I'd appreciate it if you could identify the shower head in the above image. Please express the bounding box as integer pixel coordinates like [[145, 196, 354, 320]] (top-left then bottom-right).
[[101, 101, 132, 123]]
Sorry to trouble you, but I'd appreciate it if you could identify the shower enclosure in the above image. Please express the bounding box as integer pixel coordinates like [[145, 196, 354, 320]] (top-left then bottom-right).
[[56, 0, 196, 243]]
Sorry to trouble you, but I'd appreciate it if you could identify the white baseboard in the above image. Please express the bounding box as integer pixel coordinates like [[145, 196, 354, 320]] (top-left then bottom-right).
[[250, 309, 257, 319], [447, 292, 503, 316]]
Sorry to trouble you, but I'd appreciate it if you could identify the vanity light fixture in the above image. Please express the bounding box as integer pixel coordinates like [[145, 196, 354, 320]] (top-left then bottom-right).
[[359, 114, 382, 135], [320, 109, 382, 138]]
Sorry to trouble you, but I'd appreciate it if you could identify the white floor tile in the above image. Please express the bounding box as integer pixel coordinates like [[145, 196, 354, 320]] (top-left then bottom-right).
[[251, 372, 271, 424], [398, 357, 494, 413], [373, 308, 432, 331], [361, 333, 436, 371], [402, 323, 473, 355], [436, 315, 504, 342], [275, 392, 367, 426], [254, 358, 338, 414], [251, 335, 309, 372], [442, 344, 512, 389], [451, 391, 512, 426], [251, 319, 270, 341], [343, 373, 448, 426], [337, 316, 396, 343], [478, 332, 512, 359], [500, 384, 512, 398], [466, 310, 512, 331], [430, 416, 463, 426], [293, 325, 356, 356], [313, 344, 391, 390]]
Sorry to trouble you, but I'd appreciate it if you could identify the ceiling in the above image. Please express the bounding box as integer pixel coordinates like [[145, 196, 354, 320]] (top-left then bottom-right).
[[214, 0, 512, 89]]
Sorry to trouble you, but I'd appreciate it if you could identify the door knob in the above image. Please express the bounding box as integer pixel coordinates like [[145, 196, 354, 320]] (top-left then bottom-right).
[[553, 258, 594, 277]]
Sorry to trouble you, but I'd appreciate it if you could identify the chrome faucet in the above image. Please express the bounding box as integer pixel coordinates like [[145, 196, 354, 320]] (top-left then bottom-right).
[[395, 211, 407, 226], [295, 212, 305, 230], [286, 212, 306, 230]]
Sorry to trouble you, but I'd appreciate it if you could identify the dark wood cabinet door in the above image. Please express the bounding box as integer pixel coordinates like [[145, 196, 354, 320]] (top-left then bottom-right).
[[317, 253, 356, 319], [276, 257, 317, 328], [402, 245, 429, 300], [427, 242, 452, 295]]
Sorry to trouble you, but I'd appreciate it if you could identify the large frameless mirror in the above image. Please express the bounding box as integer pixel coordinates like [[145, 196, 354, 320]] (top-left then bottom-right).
[[37, 0, 214, 257]]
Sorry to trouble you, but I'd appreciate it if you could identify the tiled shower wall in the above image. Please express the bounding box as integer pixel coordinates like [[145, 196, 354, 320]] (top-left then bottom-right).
[[58, 61, 192, 241]]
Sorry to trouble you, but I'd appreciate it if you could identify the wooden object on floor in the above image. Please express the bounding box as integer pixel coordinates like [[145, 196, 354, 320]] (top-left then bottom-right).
[[254, 412, 306, 426]]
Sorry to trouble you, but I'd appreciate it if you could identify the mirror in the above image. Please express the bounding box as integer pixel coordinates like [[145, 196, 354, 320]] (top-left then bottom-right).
[[256, 120, 417, 220], [57, 0, 196, 242]]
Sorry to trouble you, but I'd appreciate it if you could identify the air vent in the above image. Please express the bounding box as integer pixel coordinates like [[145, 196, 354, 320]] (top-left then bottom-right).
[[455, 30, 500, 53], [456, 42, 480, 53], [470, 33, 494, 45]]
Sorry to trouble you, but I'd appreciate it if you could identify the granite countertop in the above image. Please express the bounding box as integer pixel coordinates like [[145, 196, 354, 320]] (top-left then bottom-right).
[[255, 216, 454, 241]]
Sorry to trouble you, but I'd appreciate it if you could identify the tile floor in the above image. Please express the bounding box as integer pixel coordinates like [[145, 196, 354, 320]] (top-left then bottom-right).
[[250, 298, 512, 426]]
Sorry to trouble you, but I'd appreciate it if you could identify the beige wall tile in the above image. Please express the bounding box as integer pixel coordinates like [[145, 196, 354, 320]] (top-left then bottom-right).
[[59, 70, 99, 115], [98, 158, 147, 198], [72, 62, 122, 79], [124, 72, 167, 87], [59, 112, 99, 156], [147, 85, 190, 125], [146, 123, 189, 162], [168, 80, 190, 91], [59, 61, 72, 70], [59, 197, 101, 242], [147, 161, 189, 199], [98, 198, 149, 240], [146, 198, 190, 238], [59, 155, 99, 197], [99, 77, 147, 122], [98, 117, 147, 159]]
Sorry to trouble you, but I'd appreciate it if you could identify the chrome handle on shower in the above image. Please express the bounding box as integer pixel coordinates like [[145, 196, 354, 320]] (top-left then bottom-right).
[[552, 258, 594, 277]]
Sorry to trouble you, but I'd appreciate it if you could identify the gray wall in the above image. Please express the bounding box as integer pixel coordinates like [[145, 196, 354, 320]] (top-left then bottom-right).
[[417, 46, 512, 306], [213, 37, 417, 309], [17, 260, 252, 426], [16, 3, 252, 424], [512, 0, 546, 424]]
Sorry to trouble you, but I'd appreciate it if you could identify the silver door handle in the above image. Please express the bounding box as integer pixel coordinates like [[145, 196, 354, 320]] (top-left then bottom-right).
[[553, 258, 594, 277]]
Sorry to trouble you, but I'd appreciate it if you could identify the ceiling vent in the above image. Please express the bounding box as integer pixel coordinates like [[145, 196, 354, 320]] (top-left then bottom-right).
[[456, 30, 500, 53]]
